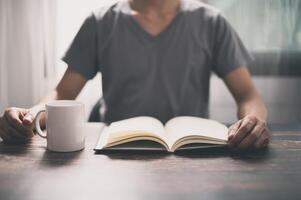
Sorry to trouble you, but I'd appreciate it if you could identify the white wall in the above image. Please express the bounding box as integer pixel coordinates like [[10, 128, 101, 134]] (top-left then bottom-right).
[[0, 0, 8, 113], [0, 0, 56, 114], [210, 76, 301, 124]]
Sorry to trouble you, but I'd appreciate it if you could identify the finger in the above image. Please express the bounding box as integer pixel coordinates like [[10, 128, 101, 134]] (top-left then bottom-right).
[[238, 122, 266, 149], [228, 120, 242, 141], [5, 124, 30, 140], [231, 116, 258, 146], [254, 129, 270, 149], [4, 108, 31, 133], [22, 111, 35, 127], [4, 115, 33, 138], [2, 114, 33, 139]]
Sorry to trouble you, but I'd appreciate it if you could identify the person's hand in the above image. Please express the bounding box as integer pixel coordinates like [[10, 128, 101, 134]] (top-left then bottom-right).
[[0, 107, 35, 144], [228, 115, 270, 149]]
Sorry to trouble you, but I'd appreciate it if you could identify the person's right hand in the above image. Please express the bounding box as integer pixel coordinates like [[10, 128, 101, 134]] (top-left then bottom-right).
[[0, 107, 35, 144]]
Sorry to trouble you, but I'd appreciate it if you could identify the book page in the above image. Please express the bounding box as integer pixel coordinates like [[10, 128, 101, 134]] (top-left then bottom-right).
[[165, 116, 228, 148], [105, 116, 166, 145]]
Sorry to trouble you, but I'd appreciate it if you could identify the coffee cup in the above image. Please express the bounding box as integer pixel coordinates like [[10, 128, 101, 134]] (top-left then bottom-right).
[[35, 100, 85, 152]]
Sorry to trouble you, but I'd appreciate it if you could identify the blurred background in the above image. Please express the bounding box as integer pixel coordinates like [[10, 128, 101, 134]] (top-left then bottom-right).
[[0, 0, 300, 129]]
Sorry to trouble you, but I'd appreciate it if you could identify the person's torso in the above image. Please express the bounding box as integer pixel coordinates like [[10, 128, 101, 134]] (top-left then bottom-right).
[[94, 0, 218, 123]]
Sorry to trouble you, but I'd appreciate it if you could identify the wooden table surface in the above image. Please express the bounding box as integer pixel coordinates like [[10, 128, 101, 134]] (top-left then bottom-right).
[[0, 123, 301, 200]]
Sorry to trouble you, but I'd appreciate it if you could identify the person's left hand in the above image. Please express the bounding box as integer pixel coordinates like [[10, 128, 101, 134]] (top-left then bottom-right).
[[227, 115, 270, 149]]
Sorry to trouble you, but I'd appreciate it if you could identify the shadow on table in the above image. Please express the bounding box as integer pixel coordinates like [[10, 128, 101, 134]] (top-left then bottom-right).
[[95, 150, 170, 160], [0, 141, 33, 155], [96, 146, 272, 162], [39, 149, 83, 167]]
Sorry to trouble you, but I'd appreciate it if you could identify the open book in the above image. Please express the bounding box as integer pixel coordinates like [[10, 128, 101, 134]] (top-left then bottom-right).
[[94, 116, 229, 152]]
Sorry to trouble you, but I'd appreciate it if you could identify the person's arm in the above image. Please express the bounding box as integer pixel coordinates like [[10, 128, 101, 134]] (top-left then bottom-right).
[[0, 67, 87, 144], [223, 67, 270, 149], [28, 67, 88, 125]]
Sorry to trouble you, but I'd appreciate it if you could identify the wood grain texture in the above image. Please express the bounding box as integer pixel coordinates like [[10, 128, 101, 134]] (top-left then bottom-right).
[[0, 123, 300, 200]]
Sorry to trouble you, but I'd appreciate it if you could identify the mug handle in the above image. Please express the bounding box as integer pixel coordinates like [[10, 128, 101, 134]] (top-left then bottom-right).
[[35, 110, 47, 138]]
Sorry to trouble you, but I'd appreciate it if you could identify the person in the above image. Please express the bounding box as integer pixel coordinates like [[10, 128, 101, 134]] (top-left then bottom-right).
[[0, 0, 269, 149]]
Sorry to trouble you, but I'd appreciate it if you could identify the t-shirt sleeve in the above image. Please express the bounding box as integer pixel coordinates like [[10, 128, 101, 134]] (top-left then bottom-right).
[[211, 14, 253, 78], [62, 14, 98, 80]]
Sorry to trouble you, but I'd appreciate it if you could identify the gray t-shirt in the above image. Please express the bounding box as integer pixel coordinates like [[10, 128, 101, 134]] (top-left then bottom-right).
[[63, 0, 252, 123]]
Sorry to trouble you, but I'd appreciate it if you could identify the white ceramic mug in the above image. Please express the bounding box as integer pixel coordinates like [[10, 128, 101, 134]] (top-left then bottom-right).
[[35, 100, 85, 152]]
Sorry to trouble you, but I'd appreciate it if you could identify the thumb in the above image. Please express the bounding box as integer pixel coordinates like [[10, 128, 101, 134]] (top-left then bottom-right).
[[22, 112, 35, 126], [228, 120, 242, 141]]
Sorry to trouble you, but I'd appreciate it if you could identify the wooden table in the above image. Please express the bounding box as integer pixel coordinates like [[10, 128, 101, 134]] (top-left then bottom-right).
[[0, 123, 301, 200]]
